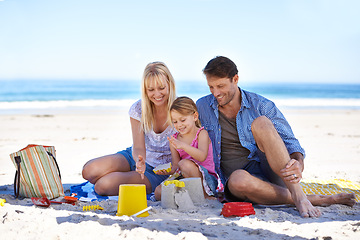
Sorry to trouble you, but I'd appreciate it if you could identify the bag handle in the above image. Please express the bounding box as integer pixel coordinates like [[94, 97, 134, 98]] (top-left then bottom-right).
[[13, 156, 21, 198], [46, 151, 62, 180]]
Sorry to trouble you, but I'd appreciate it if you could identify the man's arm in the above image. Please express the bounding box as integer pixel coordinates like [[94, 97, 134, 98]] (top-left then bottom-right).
[[280, 152, 304, 183], [290, 152, 304, 172]]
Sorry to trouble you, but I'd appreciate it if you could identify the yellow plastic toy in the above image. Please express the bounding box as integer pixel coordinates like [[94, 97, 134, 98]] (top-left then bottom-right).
[[0, 198, 6, 206], [153, 163, 172, 174], [83, 205, 104, 211], [164, 180, 185, 188], [116, 184, 149, 217]]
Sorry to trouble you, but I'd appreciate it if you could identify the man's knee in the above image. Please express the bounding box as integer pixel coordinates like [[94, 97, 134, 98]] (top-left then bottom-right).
[[251, 116, 279, 151], [227, 170, 252, 192], [251, 116, 274, 134]]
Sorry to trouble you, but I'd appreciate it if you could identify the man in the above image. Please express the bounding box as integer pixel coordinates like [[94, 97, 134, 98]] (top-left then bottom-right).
[[196, 56, 355, 218]]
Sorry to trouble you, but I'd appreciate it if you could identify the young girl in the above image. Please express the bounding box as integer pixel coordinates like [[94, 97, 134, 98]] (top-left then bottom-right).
[[82, 62, 176, 196], [154, 96, 220, 200]]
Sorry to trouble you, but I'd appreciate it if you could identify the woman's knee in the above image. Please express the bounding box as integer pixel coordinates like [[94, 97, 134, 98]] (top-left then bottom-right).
[[94, 179, 109, 196], [82, 154, 128, 182], [82, 160, 98, 182], [94, 175, 118, 196]]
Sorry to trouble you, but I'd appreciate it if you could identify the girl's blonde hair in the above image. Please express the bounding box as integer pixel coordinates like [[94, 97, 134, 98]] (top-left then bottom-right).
[[170, 96, 201, 128], [141, 62, 176, 133]]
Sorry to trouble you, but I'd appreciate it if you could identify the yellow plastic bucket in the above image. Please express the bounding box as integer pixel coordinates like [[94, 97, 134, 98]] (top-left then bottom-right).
[[116, 184, 149, 217]]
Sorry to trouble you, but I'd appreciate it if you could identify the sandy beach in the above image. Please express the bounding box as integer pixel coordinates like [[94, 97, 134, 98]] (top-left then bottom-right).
[[1, 107, 360, 239]]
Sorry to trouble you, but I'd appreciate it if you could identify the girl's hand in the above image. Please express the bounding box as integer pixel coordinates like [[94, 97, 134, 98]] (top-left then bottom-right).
[[155, 169, 170, 175], [168, 136, 185, 150], [136, 155, 145, 180]]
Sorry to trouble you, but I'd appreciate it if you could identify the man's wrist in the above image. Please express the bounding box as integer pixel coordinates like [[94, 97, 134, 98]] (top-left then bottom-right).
[[291, 152, 304, 171]]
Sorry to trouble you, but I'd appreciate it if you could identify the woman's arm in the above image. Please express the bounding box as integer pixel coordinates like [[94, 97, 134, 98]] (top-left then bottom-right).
[[130, 117, 146, 178]]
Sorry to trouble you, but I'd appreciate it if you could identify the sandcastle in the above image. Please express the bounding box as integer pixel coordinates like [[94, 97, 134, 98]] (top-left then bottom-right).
[[161, 177, 205, 211]]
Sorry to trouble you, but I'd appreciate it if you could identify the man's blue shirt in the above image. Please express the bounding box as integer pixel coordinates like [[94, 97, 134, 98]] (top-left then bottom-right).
[[196, 88, 305, 183]]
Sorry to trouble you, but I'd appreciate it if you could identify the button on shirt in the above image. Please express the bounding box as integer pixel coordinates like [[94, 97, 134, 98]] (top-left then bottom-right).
[[196, 88, 305, 183]]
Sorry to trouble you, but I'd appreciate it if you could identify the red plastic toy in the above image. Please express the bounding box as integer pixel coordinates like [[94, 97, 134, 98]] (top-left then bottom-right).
[[221, 202, 255, 217]]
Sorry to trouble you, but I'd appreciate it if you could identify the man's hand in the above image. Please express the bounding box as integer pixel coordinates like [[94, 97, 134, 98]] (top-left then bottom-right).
[[136, 155, 145, 180], [280, 159, 302, 183]]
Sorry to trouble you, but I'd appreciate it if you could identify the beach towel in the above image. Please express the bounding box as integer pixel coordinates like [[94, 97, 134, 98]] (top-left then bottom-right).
[[70, 182, 154, 202], [71, 179, 360, 203], [301, 179, 360, 202], [70, 182, 118, 202]]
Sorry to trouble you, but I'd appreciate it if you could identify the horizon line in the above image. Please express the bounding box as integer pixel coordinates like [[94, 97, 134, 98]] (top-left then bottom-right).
[[0, 78, 359, 85]]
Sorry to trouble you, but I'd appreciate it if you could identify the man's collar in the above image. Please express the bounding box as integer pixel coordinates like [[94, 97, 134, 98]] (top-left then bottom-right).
[[239, 88, 250, 110], [209, 94, 218, 110]]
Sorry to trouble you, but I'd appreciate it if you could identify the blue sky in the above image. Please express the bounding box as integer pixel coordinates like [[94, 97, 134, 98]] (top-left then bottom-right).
[[0, 0, 359, 83]]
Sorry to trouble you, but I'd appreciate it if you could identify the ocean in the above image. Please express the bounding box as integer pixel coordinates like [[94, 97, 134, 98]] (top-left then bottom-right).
[[1, 80, 360, 114]]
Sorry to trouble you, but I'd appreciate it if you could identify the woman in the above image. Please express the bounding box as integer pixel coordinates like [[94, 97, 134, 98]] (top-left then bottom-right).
[[82, 62, 176, 195]]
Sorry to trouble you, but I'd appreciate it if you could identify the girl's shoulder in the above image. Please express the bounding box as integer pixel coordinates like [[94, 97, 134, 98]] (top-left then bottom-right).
[[196, 127, 209, 140]]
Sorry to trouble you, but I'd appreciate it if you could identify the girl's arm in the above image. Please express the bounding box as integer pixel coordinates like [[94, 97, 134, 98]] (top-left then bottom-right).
[[130, 117, 146, 178], [169, 142, 181, 175], [155, 142, 180, 175], [168, 130, 209, 162], [156, 137, 181, 175]]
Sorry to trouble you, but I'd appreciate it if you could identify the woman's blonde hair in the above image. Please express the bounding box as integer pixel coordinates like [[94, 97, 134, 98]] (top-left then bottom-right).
[[170, 96, 201, 128], [141, 62, 176, 133]]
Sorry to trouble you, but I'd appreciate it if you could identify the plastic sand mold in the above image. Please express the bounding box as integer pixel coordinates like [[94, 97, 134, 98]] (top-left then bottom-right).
[[153, 163, 172, 174], [31, 197, 76, 207], [221, 202, 256, 218]]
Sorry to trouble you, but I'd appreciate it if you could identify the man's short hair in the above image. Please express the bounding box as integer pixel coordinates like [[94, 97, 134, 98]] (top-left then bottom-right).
[[203, 56, 238, 79]]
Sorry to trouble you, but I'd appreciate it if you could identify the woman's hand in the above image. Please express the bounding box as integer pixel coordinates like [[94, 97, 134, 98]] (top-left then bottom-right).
[[280, 159, 302, 183], [136, 155, 145, 180]]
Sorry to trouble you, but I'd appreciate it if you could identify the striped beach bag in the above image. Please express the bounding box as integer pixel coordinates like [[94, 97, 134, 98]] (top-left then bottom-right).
[[9, 144, 64, 199]]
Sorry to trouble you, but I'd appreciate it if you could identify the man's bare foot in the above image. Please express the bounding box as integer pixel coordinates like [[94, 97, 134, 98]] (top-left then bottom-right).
[[295, 197, 321, 218], [321, 193, 356, 207], [331, 193, 356, 206], [290, 187, 321, 218], [309, 193, 356, 207]]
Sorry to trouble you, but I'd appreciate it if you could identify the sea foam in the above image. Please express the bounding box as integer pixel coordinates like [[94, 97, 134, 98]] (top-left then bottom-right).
[[1, 98, 360, 112]]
